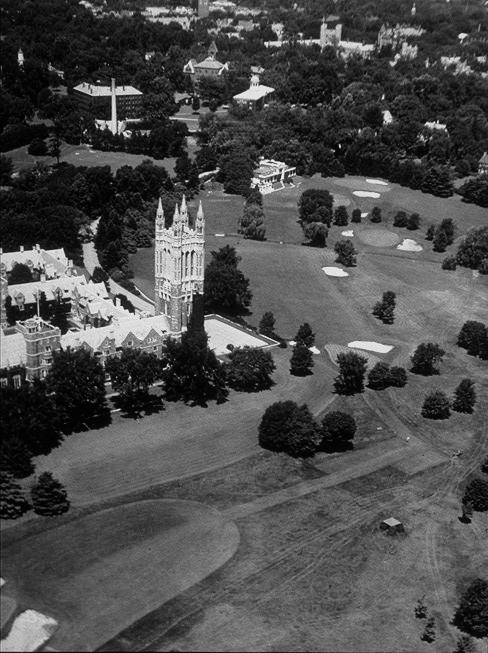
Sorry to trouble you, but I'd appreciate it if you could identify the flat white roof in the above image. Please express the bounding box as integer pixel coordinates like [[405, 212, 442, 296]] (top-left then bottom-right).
[[204, 315, 276, 356], [233, 84, 274, 102], [73, 83, 142, 97]]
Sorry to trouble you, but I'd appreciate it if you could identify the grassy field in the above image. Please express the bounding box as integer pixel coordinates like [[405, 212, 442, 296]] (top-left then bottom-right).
[[6, 142, 177, 175], [0, 500, 239, 652]]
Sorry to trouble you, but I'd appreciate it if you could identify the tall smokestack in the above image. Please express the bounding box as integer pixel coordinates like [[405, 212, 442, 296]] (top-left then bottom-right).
[[111, 77, 117, 136]]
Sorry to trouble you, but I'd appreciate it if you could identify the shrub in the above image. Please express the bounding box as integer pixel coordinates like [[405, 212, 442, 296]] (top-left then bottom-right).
[[333, 205, 349, 226], [259, 311, 275, 337], [334, 239, 357, 267], [407, 213, 420, 230], [425, 224, 435, 241], [388, 366, 407, 387], [368, 362, 391, 390], [421, 391, 451, 419], [371, 206, 382, 223], [442, 256, 457, 270], [290, 343, 314, 376]]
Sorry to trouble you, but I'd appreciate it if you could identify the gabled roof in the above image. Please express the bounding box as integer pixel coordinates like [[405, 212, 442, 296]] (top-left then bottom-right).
[[479, 151, 488, 164]]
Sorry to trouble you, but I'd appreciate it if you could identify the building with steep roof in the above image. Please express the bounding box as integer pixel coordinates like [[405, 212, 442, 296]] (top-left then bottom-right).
[[183, 42, 229, 89], [0, 245, 72, 279]]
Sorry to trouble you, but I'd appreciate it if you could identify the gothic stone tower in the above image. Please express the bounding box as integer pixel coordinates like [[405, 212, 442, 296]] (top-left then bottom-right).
[[154, 196, 205, 332]]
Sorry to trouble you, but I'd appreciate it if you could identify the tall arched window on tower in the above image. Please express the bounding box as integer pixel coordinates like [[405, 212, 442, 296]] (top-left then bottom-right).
[[190, 251, 195, 276], [185, 251, 189, 278]]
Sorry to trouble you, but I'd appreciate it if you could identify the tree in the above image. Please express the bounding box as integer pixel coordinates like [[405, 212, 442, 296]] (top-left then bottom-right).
[[407, 213, 420, 230], [333, 205, 349, 226], [426, 224, 435, 241], [421, 616, 436, 643], [204, 247, 252, 315], [433, 228, 449, 253], [0, 154, 13, 185], [452, 379, 476, 414], [371, 206, 382, 223], [31, 472, 70, 516], [457, 321, 487, 357], [259, 311, 275, 337], [389, 366, 408, 388], [105, 348, 162, 415], [28, 137, 47, 156], [290, 343, 314, 376], [414, 597, 428, 619], [334, 239, 357, 267], [456, 227, 488, 270], [462, 478, 488, 512], [295, 323, 315, 348], [393, 211, 408, 228], [239, 203, 266, 241], [334, 351, 368, 395], [9, 262, 33, 284], [442, 256, 457, 270], [298, 189, 333, 225], [422, 391, 451, 419], [452, 578, 488, 638], [304, 221, 328, 247], [0, 438, 34, 479], [226, 346, 275, 391], [192, 96, 200, 112], [481, 457, 488, 475], [372, 290, 396, 324], [0, 472, 30, 520], [320, 411, 356, 452], [46, 349, 109, 430], [163, 329, 228, 406], [351, 208, 361, 223], [258, 401, 321, 459], [368, 362, 391, 390], [48, 134, 62, 165], [411, 343, 445, 375], [453, 636, 475, 653]]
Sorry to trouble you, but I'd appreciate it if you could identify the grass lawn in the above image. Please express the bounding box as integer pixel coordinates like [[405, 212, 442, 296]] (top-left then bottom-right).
[[6, 142, 176, 175], [0, 500, 239, 652]]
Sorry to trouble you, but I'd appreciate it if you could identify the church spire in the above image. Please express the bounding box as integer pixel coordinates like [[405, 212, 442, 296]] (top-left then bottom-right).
[[196, 200, 204, 233], [156, 197, 164, 228], [180, 194, 188, 227]]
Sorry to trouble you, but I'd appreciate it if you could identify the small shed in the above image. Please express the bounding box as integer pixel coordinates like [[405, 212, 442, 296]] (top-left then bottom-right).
[[380, 517, 405, 535]]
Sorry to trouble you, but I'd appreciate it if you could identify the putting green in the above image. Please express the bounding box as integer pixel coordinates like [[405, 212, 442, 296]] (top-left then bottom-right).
[[358, 229, 400, 247]]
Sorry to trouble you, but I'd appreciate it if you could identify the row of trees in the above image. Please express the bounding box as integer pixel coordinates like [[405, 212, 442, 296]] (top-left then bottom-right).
[[0, 472, 69, 520], [421, 379, 477, 420]]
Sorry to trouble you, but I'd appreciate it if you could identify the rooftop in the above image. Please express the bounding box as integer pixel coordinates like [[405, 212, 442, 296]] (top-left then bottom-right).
[[233, 83, 274, 102], [0, 247, 69, 275], [73, 82, 142, 97]]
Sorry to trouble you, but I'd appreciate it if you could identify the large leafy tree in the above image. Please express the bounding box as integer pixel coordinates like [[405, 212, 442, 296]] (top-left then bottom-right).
[[462, 478, 488, 512], [163, 328, 228, 406], [290, 343, 314, 376], [452, 379, 476, 414], [334, 351, 368, 395], [295, 323, 315, 348], [0, 438, 34, 479], [320, 411, 356, 452], [46, 348, 109, 430], [298, 189, 333, 225], [0, 381, 62, 457], [9, 262, 33, 284], [411, 343, 445, 375], [452, 578, 488, 638], [225, 346, 275, 392], [204, 246, 252, 315], [258, 401, 321, 459], [421, 391, 451, 419], [106, 349, 162, 415], [334, 239, 357, 267], [457, 321, 487, 358]]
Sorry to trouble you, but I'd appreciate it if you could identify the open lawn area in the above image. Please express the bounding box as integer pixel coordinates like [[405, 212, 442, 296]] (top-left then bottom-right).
[[6, 142, 177, 175], [0, 500, 239, 652]]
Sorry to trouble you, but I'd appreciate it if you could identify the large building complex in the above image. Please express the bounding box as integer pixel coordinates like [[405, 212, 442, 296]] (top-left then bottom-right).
[[183, 42, 229, 89], [73, 81, 143, 119], [251, 159, 296, 194]]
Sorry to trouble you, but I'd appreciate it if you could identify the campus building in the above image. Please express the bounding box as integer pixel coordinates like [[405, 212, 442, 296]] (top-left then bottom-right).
[[73, 81, 143, 119], [479, 152, 488, 176], [183, 42, 229, 89], [233, 75, 274, 111], [251, 159, 296, 194]]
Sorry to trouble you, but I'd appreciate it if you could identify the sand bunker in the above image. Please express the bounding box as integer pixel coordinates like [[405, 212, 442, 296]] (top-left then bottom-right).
[[353, 191, 381, 199], [341, 230, 354, 237], [366, 178, 388, 186], [322, 266, 349, 277], [348, 341, 393, 353], [309, 346, 320, 355], [397, 238, 423, 252], [361, 212, 368, 218], [358, 229, 400, 247], [214, 233, 225, 237], [1, 610, 58, 652]]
